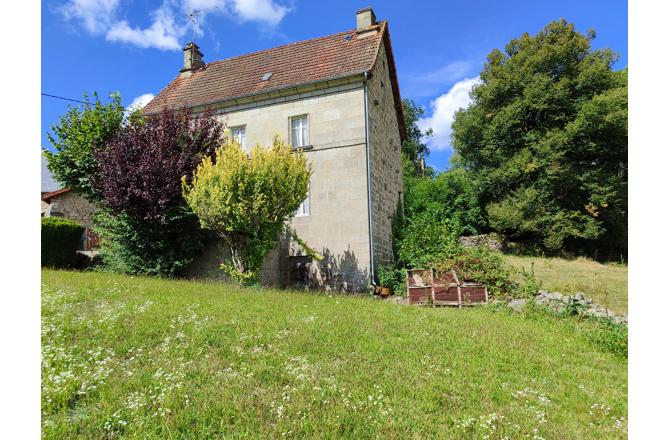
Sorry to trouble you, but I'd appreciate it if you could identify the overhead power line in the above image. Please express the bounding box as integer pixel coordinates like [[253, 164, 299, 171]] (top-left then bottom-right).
[[41, 93, 87, 104]]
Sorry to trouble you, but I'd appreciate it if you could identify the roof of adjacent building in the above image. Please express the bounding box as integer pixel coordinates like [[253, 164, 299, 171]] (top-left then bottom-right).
[[143, 20, 406, 141], [41, 187, 71, 202], [41, 153, 61, 193]]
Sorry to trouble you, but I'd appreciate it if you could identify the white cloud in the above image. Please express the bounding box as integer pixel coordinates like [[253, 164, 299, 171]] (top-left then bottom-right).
[[418, 77, 481, 151], [231, 0, 288, 26], [182, 0, 288, 26], [59, 0, 290, 51], [127, 93, 155, 112], [59, 0, 120, 35], [124, 93, 155, 120], [402, 61, 474, 97], [106, 5, 185, 50]]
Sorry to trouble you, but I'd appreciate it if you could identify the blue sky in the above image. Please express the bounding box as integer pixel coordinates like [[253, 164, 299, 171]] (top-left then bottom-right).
[[42, 0, 627, 171]]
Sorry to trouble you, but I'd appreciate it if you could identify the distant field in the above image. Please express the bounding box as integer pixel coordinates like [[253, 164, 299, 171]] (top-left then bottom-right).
[[505, 255, 628, 314], [42, 270, 626, 438]]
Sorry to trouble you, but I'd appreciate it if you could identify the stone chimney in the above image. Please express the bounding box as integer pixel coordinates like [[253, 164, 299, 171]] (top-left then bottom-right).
[[356, 7, 377, 33], [181, 42, 204, 72]]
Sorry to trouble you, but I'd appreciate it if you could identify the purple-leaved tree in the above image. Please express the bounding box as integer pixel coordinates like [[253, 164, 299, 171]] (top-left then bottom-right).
[[97, 108, 225, 223], [94, 108, 226, 277]]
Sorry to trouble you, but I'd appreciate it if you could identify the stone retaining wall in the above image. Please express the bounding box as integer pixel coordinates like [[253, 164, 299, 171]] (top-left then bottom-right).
[[508, 290, 627, 324]]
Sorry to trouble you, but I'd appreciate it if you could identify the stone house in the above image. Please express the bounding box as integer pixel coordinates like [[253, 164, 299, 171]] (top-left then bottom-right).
[[41, 153, 97, 249], [143, 8, 406, 291]]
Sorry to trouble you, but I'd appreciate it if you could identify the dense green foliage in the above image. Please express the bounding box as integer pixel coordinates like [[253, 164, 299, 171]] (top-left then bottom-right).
[[433, 246, 541, 299], [183, 136, 312, 284], [41, 270, 628, 438], [94, 209, 205, 277], [404, 168, 486, 236], [41, 217, 85, 268], [44, 93, 124, 201], [396, 212, 461, 269], [452, 20, 627, 254], [401, 99, 433, 177]]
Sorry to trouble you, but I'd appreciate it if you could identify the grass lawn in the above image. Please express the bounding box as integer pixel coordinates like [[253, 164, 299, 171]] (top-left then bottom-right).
[[42, 270, 627, 439], [504, 255, 628, 315]]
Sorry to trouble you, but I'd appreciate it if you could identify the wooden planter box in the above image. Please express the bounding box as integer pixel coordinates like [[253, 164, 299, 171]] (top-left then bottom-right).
[[406, 269, 488, 307], [407, 269, 433, 305], [459, 283, 488, 305]]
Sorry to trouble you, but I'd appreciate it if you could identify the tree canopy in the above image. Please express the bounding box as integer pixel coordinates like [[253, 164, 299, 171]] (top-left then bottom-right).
[[94, 108, 226, 277], [401, 99, 433, 177], [452, 20, 627, 254], [97, 108, 225, 222], [44, 93, 124, 201]]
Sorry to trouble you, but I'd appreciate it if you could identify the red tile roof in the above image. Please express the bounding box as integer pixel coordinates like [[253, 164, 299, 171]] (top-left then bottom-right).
[[143, 21, 406, 141], [41, 187, 71, 201]]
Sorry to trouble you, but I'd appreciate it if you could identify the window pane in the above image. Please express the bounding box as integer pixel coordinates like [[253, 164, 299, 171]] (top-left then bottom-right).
[[291, 116, 308, 147], [295, 183, 310, 216], [231, 126, 246, 149]]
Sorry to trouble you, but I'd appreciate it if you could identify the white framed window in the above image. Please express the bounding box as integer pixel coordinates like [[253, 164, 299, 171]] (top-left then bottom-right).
[[295, 183, 310, 217], [230, 125, 246, 149], [290, 115, 309, 148]]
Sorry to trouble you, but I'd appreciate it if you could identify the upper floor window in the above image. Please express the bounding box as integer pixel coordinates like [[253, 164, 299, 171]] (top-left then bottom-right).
[[230, 125, 246, 149], [290, 115, 309, 148]]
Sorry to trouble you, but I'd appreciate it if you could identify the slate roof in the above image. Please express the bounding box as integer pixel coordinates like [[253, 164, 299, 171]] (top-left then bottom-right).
[[41, 153, 61, 193], [143, 21, 406, 140]]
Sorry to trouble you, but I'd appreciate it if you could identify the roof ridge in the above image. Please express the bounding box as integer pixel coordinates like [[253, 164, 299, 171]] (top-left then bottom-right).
[[203, 21, 387, 68]]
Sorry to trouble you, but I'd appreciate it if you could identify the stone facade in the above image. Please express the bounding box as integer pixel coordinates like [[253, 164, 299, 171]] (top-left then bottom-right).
[[367, 40, 404, 270], [173, 16, 405, 291], [42, 191, 96, 228], [185, 47, 405, 291], [185, 81, 375, 290]]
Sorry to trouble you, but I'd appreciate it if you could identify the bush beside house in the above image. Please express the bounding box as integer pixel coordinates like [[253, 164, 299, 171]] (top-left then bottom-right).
[[41, 217, 85, 268]]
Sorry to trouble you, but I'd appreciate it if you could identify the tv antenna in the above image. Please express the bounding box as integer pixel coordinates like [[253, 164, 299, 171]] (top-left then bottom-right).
[[185, 6, 218, 45]]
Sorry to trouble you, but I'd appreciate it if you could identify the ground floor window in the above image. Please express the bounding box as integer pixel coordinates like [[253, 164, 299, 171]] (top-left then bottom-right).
[[295, 183, 310, 216]]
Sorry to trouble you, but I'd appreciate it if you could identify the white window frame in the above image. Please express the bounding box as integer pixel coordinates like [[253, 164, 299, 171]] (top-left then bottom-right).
[[289, 114, 309, 148], [295, 182, 310, 217], [230, 125, 246, 149]]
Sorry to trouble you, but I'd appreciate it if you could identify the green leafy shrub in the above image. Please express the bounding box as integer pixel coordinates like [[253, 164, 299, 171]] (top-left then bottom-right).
[[44, 93, 124, 202], [377, 264, 406, 295], [404, 168, 486, 236], [430, 246, 541, 300], [433, 246, 514, 299], [94, 209, 204, 277], [183, 136, 312, 284], [397, 212, 461, 269], [41, 217, 85, 268]]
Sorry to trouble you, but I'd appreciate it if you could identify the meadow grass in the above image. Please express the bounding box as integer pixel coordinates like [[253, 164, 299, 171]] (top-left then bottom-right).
[[504, 255, 628, 315], [42, 269, 627, 439]]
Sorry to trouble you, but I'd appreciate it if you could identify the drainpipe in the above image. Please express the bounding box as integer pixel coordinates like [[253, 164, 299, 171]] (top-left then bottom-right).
[[363, 71, 376, 287]]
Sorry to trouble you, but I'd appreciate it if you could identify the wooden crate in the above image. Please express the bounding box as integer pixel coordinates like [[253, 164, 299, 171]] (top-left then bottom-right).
[[406, 268, 488, 307], [407, 286, 431, 305], [459, 283, 488, 305], [432, 269, 459, 306], [407, 269, 433, 305]]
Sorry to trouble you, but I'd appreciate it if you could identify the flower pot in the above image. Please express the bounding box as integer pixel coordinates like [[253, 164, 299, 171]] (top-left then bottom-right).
[[379, 286, 392, 297]]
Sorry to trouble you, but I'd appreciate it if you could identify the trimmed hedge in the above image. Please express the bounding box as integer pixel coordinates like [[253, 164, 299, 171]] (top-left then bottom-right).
[[41, 217, 85, 268]]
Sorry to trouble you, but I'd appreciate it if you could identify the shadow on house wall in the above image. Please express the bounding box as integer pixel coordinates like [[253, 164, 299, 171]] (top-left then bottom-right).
[[298, 247, 369, 293], [183, 234, 370, 292]]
